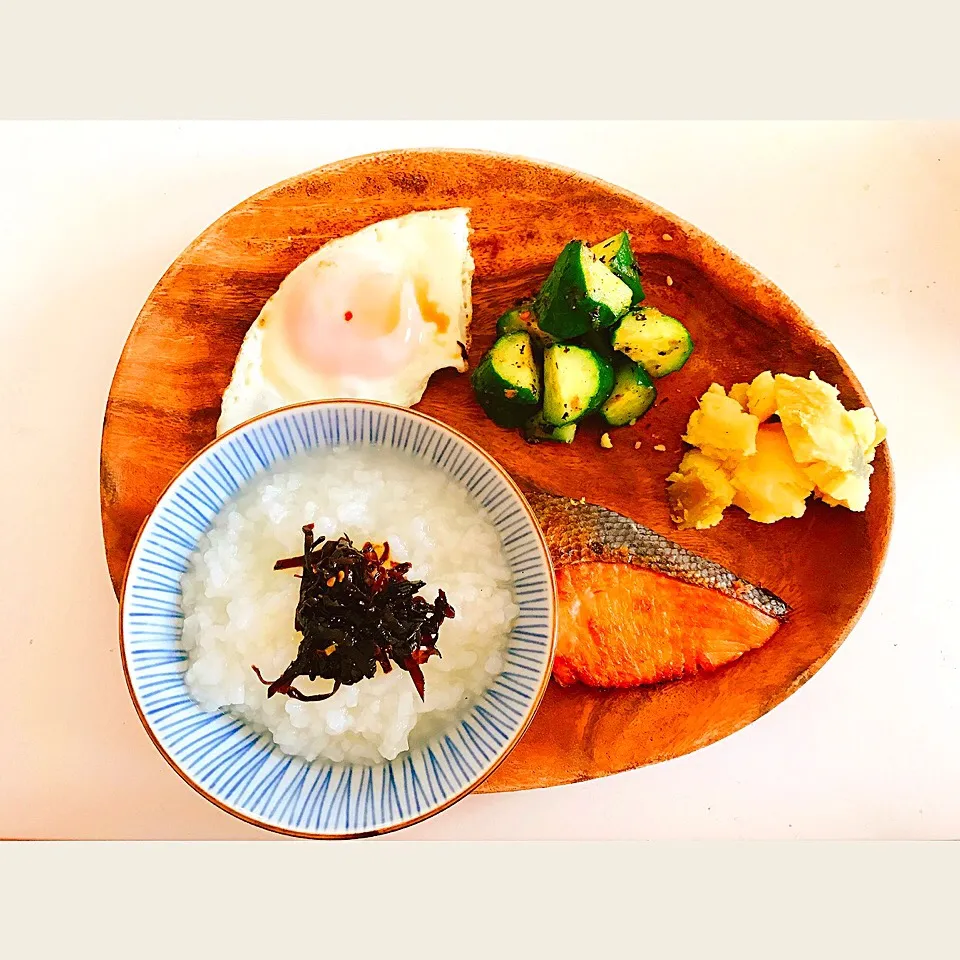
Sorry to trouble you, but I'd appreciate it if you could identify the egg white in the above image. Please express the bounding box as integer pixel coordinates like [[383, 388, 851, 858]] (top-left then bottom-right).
[[217, 208, 474, 435]]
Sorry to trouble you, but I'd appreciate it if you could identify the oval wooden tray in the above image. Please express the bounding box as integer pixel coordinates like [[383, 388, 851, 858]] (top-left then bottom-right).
[[100, 149, 893, 794]]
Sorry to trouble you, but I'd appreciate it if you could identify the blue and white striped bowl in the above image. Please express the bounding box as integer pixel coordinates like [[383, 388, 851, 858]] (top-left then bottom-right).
[[120, 400, 557, 838]]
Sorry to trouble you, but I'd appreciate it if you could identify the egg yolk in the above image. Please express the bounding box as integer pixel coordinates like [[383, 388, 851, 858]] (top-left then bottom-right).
[[279, 253, 448, 380]]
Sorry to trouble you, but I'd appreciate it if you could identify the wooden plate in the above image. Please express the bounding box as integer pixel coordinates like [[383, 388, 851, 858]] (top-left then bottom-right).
[[100, 149, 893, 793]]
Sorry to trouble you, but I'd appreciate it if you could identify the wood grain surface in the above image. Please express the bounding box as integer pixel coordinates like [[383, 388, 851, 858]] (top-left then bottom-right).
[[100, 149, 893, 793]]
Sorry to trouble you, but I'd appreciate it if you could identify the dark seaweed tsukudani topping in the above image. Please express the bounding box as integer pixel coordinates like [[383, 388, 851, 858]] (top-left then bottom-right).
[[252, 526, 455, 703]]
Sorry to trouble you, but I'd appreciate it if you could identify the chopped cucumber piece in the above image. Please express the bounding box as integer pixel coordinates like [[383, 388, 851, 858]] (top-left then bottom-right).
[[471, 332, 541, 427], [471, 331, 540, 403], [535, 240, 632, 340], [592, 231, 645, 305], [524, 411, 577, 445], [542, 344, 614, 427], [495, 301, 558, 347], [601, 361, 657, 426], [611, 306, 694, 378]]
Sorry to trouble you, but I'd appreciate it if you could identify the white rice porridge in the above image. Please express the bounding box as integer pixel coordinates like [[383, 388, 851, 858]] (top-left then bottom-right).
[[180, 445, 519, 764]]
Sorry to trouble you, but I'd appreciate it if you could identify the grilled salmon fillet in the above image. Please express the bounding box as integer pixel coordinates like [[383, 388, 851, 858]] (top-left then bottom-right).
[[526, 492, 790, 688]]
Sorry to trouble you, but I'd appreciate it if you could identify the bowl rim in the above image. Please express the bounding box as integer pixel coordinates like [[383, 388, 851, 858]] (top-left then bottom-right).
[[118, 398, 559, 839]]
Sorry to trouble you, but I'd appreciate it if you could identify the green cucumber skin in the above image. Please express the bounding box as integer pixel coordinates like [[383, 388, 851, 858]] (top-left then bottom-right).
[[593, 231, 645, 305], [470, 332, 540, 404], [470, 358, 539, 407], [535, 241, 627, 339], [535, 242, 595, 339], [590, 355, 616, 419], [608, 254, 645, 306], [471, 332, 541, 428]]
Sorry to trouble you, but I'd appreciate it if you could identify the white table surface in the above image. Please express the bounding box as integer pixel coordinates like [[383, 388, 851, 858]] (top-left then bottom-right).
[[1, 121, 956, 840]]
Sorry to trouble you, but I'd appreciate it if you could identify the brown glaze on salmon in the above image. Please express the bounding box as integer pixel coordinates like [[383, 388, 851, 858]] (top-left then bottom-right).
[[526, 492, 790, 688]]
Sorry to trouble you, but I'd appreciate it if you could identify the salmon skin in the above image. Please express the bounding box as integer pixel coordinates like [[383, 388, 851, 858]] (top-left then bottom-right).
[[525, 492, 790, 688], [527, 492, 789, 620]]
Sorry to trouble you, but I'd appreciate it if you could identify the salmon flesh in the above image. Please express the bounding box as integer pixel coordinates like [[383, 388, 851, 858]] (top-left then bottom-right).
[[526, 492, 790, 688]]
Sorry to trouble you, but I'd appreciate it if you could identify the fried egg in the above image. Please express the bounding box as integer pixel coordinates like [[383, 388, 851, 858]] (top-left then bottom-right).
[[217, 208, 474, 435]]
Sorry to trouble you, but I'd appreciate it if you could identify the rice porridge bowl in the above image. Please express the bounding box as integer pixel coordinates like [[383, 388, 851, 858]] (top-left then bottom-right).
[[180, 445, 520, 766]]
